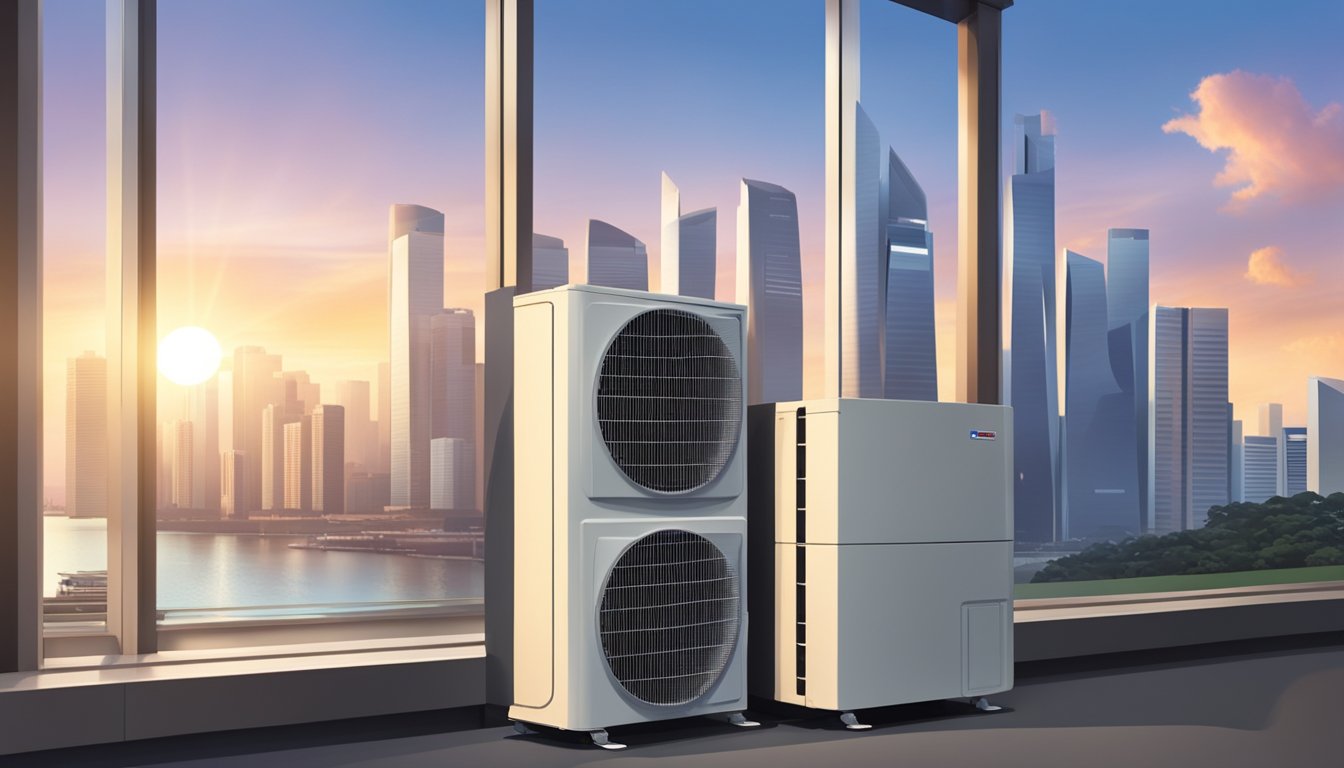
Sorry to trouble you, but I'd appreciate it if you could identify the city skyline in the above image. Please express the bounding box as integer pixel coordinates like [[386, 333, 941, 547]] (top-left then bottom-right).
[[36, 0, 1344, 501]]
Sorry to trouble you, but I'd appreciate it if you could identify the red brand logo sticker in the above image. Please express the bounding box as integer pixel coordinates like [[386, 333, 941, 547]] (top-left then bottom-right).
[[970, 430, 997, 441]]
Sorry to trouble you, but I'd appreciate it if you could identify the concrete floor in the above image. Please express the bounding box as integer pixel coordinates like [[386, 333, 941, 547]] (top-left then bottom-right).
[[12, 638, 1344, 768]]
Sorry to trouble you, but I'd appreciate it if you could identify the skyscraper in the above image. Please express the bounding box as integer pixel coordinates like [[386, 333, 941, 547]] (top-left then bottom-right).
[[377, 360, 390, 475], [185, 376, 219, 510], [430, 309, 477, 513], [1149, 306, 1229, 533], [66, 352, 108, 519], [1259, 402, 1283, 438], [1062, 251, 1139, 539], [883, 148, 937, 402], [261, 404, 298, 511], [220, 450, 246, 519], [171, 419, 193, 509], [1308, 377, 1344, 495], [843, 103, 883, 398], [736, 179, 803, 404], [312, 405, 345, 514], [332, 380, 373, 475], [389, 204, 445, 509], [282, 415, 313, 513], [1231, 418, 1243, 503], [1283, 427, 1308, 495], [532, 233, 569, 291], [282, 370, 319, 417], [1106, 228, 1149, 532], [1240, 435, 1279, 503], [1005, 111, 1059, 543], [232, 346, 282, 515], [585, 219, 647, 291], [659, 172, 716, 300], [430, 436, 474, 512]]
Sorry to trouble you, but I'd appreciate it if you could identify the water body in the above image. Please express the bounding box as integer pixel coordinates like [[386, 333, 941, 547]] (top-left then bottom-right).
[[43, 516, 483, 610]]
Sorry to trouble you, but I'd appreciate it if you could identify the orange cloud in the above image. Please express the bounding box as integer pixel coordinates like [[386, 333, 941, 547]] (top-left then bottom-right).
[[1163, 71, 1344, 210], [1244, 246, 1301, 287]]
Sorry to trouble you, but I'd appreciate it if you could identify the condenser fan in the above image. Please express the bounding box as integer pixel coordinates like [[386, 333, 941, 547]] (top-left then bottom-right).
[[596, 309, 742, 493]]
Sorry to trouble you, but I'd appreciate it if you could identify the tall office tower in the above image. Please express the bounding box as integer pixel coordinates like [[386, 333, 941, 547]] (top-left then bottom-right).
[[532, 233, 569, 291], [220, 450, 246, 518], [1004, 111, 1059, 543], [232, 346, 283, 515], [282, 415, 313, 512], [883, 148, 937, 401], [389, 204, 445, 508], [1149, 306, 1230, 533], [217, 368, 233, 453], [333, 380, 373, 475], [311, 405, 345, 514], [1230, 417, 1244, 503], [431, 309, 477, 512], [1260, 402, 1285, 493], [1062, 251, 1140, 539], [1308, 377, 1344, 495], [377, 361, 390, 474], [1283, 427, 1308, 495], [1240, 435, 1279, 503], [347, 473, 391, 514], [1259, 402, 1283, 437], [183, 376, 220, 511], [66, 352, 108, 519], [1106, 228, 1150, 531], [839, 103, 883, 398], [282, 371, 319, 416], [585, 219, 647, 291], [430, 437, 475, 512], [261, 404, 298, 511], [659, 172, 717, 299], [171, 419, 194, 508], [737, 179, 804, 404]]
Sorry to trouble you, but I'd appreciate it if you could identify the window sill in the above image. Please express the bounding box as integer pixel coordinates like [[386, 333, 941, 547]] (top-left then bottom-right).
[[1014, 579, 1344, 621]]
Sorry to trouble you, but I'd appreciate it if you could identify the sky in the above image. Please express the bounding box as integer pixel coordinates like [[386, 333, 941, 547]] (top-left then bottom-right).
[[39, 0, 1344, 496]]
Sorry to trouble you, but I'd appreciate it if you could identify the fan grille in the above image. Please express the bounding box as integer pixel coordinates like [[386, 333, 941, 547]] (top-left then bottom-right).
[[596, 309, 741, 493], [598, 530, 740, 706]]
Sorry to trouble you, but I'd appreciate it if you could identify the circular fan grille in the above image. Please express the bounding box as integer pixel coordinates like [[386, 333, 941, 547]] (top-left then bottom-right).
[[596, 309, 741, 493], [598, 530, 740, 707]]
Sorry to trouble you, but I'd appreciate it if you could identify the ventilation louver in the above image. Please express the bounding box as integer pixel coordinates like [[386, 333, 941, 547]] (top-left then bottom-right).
[[596, 309, 742, 493], [598, 529, 740, 706]]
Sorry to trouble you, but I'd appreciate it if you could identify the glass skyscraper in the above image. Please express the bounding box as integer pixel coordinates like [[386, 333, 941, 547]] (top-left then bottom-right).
[[1240, 434, 1279, 503], [882, 149, 937, 402], [586, 219, 647, 291], [1308, 377, 1344, 496], [1106, 228, 1149, 532], [736, 178, 803, 404], [660, 172, 717, 300], [531, 233, 569, 291], [389, 204, 445, 508], [1062, 251, 1139, 539], [1149, 306, 1229, 533], [1283, 427, 1308, 495], [1005, 112, 1059, 543], [843, 103, 883, 398]]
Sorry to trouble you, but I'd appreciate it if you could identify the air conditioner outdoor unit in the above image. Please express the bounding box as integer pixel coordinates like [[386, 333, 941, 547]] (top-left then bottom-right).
[[747, 398, 1014, 729], [510, 284, 754, 749]]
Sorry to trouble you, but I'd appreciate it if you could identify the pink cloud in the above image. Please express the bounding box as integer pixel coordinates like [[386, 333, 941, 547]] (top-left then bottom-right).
[[1244, 245, 1301, 287], [1163, 71, 1344, 210]]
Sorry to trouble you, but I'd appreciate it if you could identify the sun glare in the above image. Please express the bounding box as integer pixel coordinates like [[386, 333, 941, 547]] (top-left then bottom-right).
[[158, 326, 222, 387]]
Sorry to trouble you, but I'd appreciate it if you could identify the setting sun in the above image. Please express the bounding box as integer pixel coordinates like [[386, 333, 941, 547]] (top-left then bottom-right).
[[158, 326, 222, 386]]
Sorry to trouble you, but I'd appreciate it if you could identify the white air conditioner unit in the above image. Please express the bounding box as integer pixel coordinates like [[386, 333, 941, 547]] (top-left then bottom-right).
[[510, 285, 754, 749], [747, 398, 1014, 729]]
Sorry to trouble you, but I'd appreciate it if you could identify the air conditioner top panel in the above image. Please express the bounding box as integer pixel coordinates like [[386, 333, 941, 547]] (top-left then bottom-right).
[[514, 283, 746, 314], [773, 398, 1013, 545]]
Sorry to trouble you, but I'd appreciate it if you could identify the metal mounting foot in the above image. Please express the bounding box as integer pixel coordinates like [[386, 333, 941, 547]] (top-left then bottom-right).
[[712, 711, 761, 728], [511, 721, 536, 736], [839, 711, 872, 730], [972, 697, 1003, 712], [590, 729, 627, 750]]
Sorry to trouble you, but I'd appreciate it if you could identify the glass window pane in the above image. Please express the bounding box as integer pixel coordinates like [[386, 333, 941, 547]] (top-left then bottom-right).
[[42, 0, 109, 637], [154, 0, 485, 625]]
